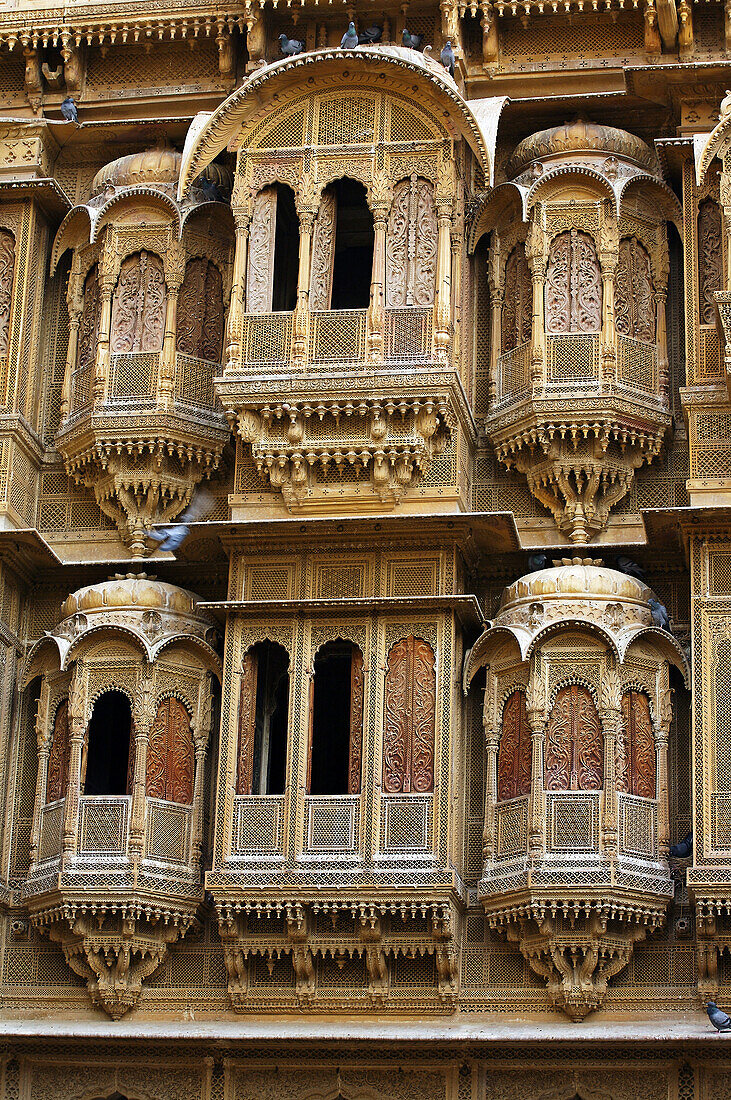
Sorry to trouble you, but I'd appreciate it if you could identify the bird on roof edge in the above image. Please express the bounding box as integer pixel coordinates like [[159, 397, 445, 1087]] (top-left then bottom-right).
[[61, 96, 78, 123], [707, 1002, 731, 1032], [341, 21, 359, 49]]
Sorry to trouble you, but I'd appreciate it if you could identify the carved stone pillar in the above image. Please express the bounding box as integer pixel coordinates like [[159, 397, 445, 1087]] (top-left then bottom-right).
[[28, 677, 50, 870], [601, 708, 621, 859], [226, 210, 250, 372], [160, 254, 184, 409], [483, 725, 500, 864], [62, 663, 86, 860], [368, 200, 389, 362], [60, 301, 82, 426], [93, 276, 115, 405], [129, 675, 154, 857], [190, 739, 208, 867], [450, 203, 464, 369], [488, 244, 503, 408], [526, 669, 547, 858], [525, 220, 547, 387], [434, 201, 453, 365], [293, 209, 316, 369], [655, 709, 671, 861], [599, 216, 618, 387], [655, 289, 669, 404]]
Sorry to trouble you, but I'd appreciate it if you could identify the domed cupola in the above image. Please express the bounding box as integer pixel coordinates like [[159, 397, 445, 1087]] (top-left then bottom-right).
[[90, 143, 183, 197], [506, 118, 657, 181], [21, 574, 220, 1018], [465, 559, 687, 1019]]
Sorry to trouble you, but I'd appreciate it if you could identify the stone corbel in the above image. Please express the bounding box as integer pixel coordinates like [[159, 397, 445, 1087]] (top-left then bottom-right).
[[216, 22, 236, 81], [61, 39, 84, 91], [480, 1, 499, 67], [677, 0, 693, 58], [644, 0, 662, 55], [287, 907, 315, 1003], [23, 48, 42, 114], [656, 0, 678, 50], [359, 913, 388, 1003]]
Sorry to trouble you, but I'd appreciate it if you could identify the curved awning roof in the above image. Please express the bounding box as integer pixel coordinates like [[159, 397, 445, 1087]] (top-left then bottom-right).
[[179, 45, 493, 198]]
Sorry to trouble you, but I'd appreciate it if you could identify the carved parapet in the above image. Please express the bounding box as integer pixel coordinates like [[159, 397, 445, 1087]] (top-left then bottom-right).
[[214, 898, 460, 1011]]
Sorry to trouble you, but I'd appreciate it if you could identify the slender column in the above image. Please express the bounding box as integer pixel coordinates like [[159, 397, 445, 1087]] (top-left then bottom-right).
[[488, 243, 503, 408], [526, 666, 547, 858], [292, 209, 315, 369], [28, 676, 50, 870], [226, 209, 250, 372], [93, 277, 115, 405], [483, 725, 500, 866], [655, 289, 669, 404], [191, 682, 213, 867], [655, 720, 671, 861], [450, 205, 464, 371], [433, 200, 453, 364], [62, 661, 86, 861], [367, 201, 389, 363], [128, 674, 154, 857], [525, 219, 547, 388], [599, 214, 619, 388], [601, 708, 622, 861], [158, 286, 180, 409], [59, 301, 81, 426]]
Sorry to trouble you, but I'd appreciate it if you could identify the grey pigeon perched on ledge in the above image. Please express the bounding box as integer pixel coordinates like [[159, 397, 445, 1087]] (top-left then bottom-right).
[[279, 34, 305, 56], [616, 555, 646, 581], [707, 1002, 731, 1032], [61, 96, 78, 123], [669, 831, 693, 859], [341, 22, 359, 48], [358, 25, 382, 44], [440, 40, 455, 76], [648, 597, 671, 632], [528, 554, 549, 572], [402, 29, 423, 49]]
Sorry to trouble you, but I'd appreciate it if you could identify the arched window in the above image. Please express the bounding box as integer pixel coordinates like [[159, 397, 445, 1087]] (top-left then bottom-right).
[[177, 257, 225, 361], [698, 197, 723, 326], [618, 690, 656, 798], [0, 227, 15, 357], [544, 684, 603, 791], [307, 640, 364, 795], [47, 699, 70, 802], [236, 641, 289, 796], [615, 236, 655, 342], [310, 178, 374, 310], [497, 690, 531, 801], [545, 228, 602, 334], [502, 243, 532, 352], [84, 691, 133, 796], [110, 250, 166, 354], [385, 175, 437, 308], [383, 636, 436, 794], [246, 183, 300, 313], [146, 697, 194, 804]]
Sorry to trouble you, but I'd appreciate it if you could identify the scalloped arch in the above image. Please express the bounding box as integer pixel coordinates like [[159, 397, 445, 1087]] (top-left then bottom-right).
[[463, 625, 525, 693], [63, 623, 150, 668], [152, 634, 222, 677], [468, 182, 527, 253], [51, 206, 93, 274], [617, 174, 683, 235], [621, 627, 689, 686], [525, 618, 621, 662], [697, 111, 731, 186], [90, 188, 181, 244], [527, 165, 617, 212]]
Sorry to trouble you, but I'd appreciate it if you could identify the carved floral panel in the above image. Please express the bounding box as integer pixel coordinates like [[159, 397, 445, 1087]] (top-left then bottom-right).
[[698, 197, 723, 326], [236, 649, 257, 796], [545, 684, 603, 791], [545, 228, 602, 334], [310, 188, 337, 310], [349, 647, 364, 794], [383, 635, 436, 793], [617, 689, 656, 798], [146, 697, 194, 804], [497, 690, 532, 800], [615, 236, 655, 342], [386, 176, 437, 308], [46, 699, 70, 803], [177, 257, 224, 361], [110, 250, 166, 354], [247, 187, 277, 313], [502, 243, 532, 352], [0, 228, 14, 358], [78, 264, 101, 369]]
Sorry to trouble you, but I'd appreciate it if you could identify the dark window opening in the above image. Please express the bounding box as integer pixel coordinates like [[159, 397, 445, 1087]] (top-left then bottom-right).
[[84, 690, 133, 796], [308, 640, 363, 795], [330, 178, 374, 310], [272, 183, 299, 312], [236, 641, 290, 795]]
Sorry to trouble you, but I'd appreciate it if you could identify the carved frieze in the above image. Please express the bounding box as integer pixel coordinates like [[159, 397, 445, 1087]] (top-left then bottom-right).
[[0, 227, 15, 358]]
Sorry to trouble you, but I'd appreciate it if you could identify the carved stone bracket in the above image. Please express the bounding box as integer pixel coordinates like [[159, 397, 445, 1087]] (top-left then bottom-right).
[[31, 903, 199, 1019]]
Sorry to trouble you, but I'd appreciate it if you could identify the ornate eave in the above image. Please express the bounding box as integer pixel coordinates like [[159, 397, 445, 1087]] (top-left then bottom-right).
[[178, 46, 492, 197]]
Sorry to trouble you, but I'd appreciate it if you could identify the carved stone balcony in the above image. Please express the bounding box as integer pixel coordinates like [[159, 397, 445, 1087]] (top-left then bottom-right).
[[465, 560, 688, 1018]]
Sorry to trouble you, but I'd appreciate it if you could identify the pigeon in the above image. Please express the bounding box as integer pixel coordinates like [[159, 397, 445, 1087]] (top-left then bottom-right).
[[707, 1002, 731, 1032], [440, 39, 455, 76], [528, 553, 549, 572], [196, 175, 223, 202], [341, 22, 359, 48], [402, 29, 423, 50], [648, 597, 671, 632], [148, 488, 214, 554], [669, 831, 693, 858], [616, 555, 646, 581], [60, 96, 78, 123], [358, 25, 382, 44], [279, 34, 305, 56]]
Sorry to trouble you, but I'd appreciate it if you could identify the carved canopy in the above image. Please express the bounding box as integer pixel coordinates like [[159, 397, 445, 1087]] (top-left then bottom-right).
[[544, 684, 603, 791], [146, 697, 194, 804], [497, 689, 532, 801], [110, 250, 167, 355], [383, 636, 436, 794]]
